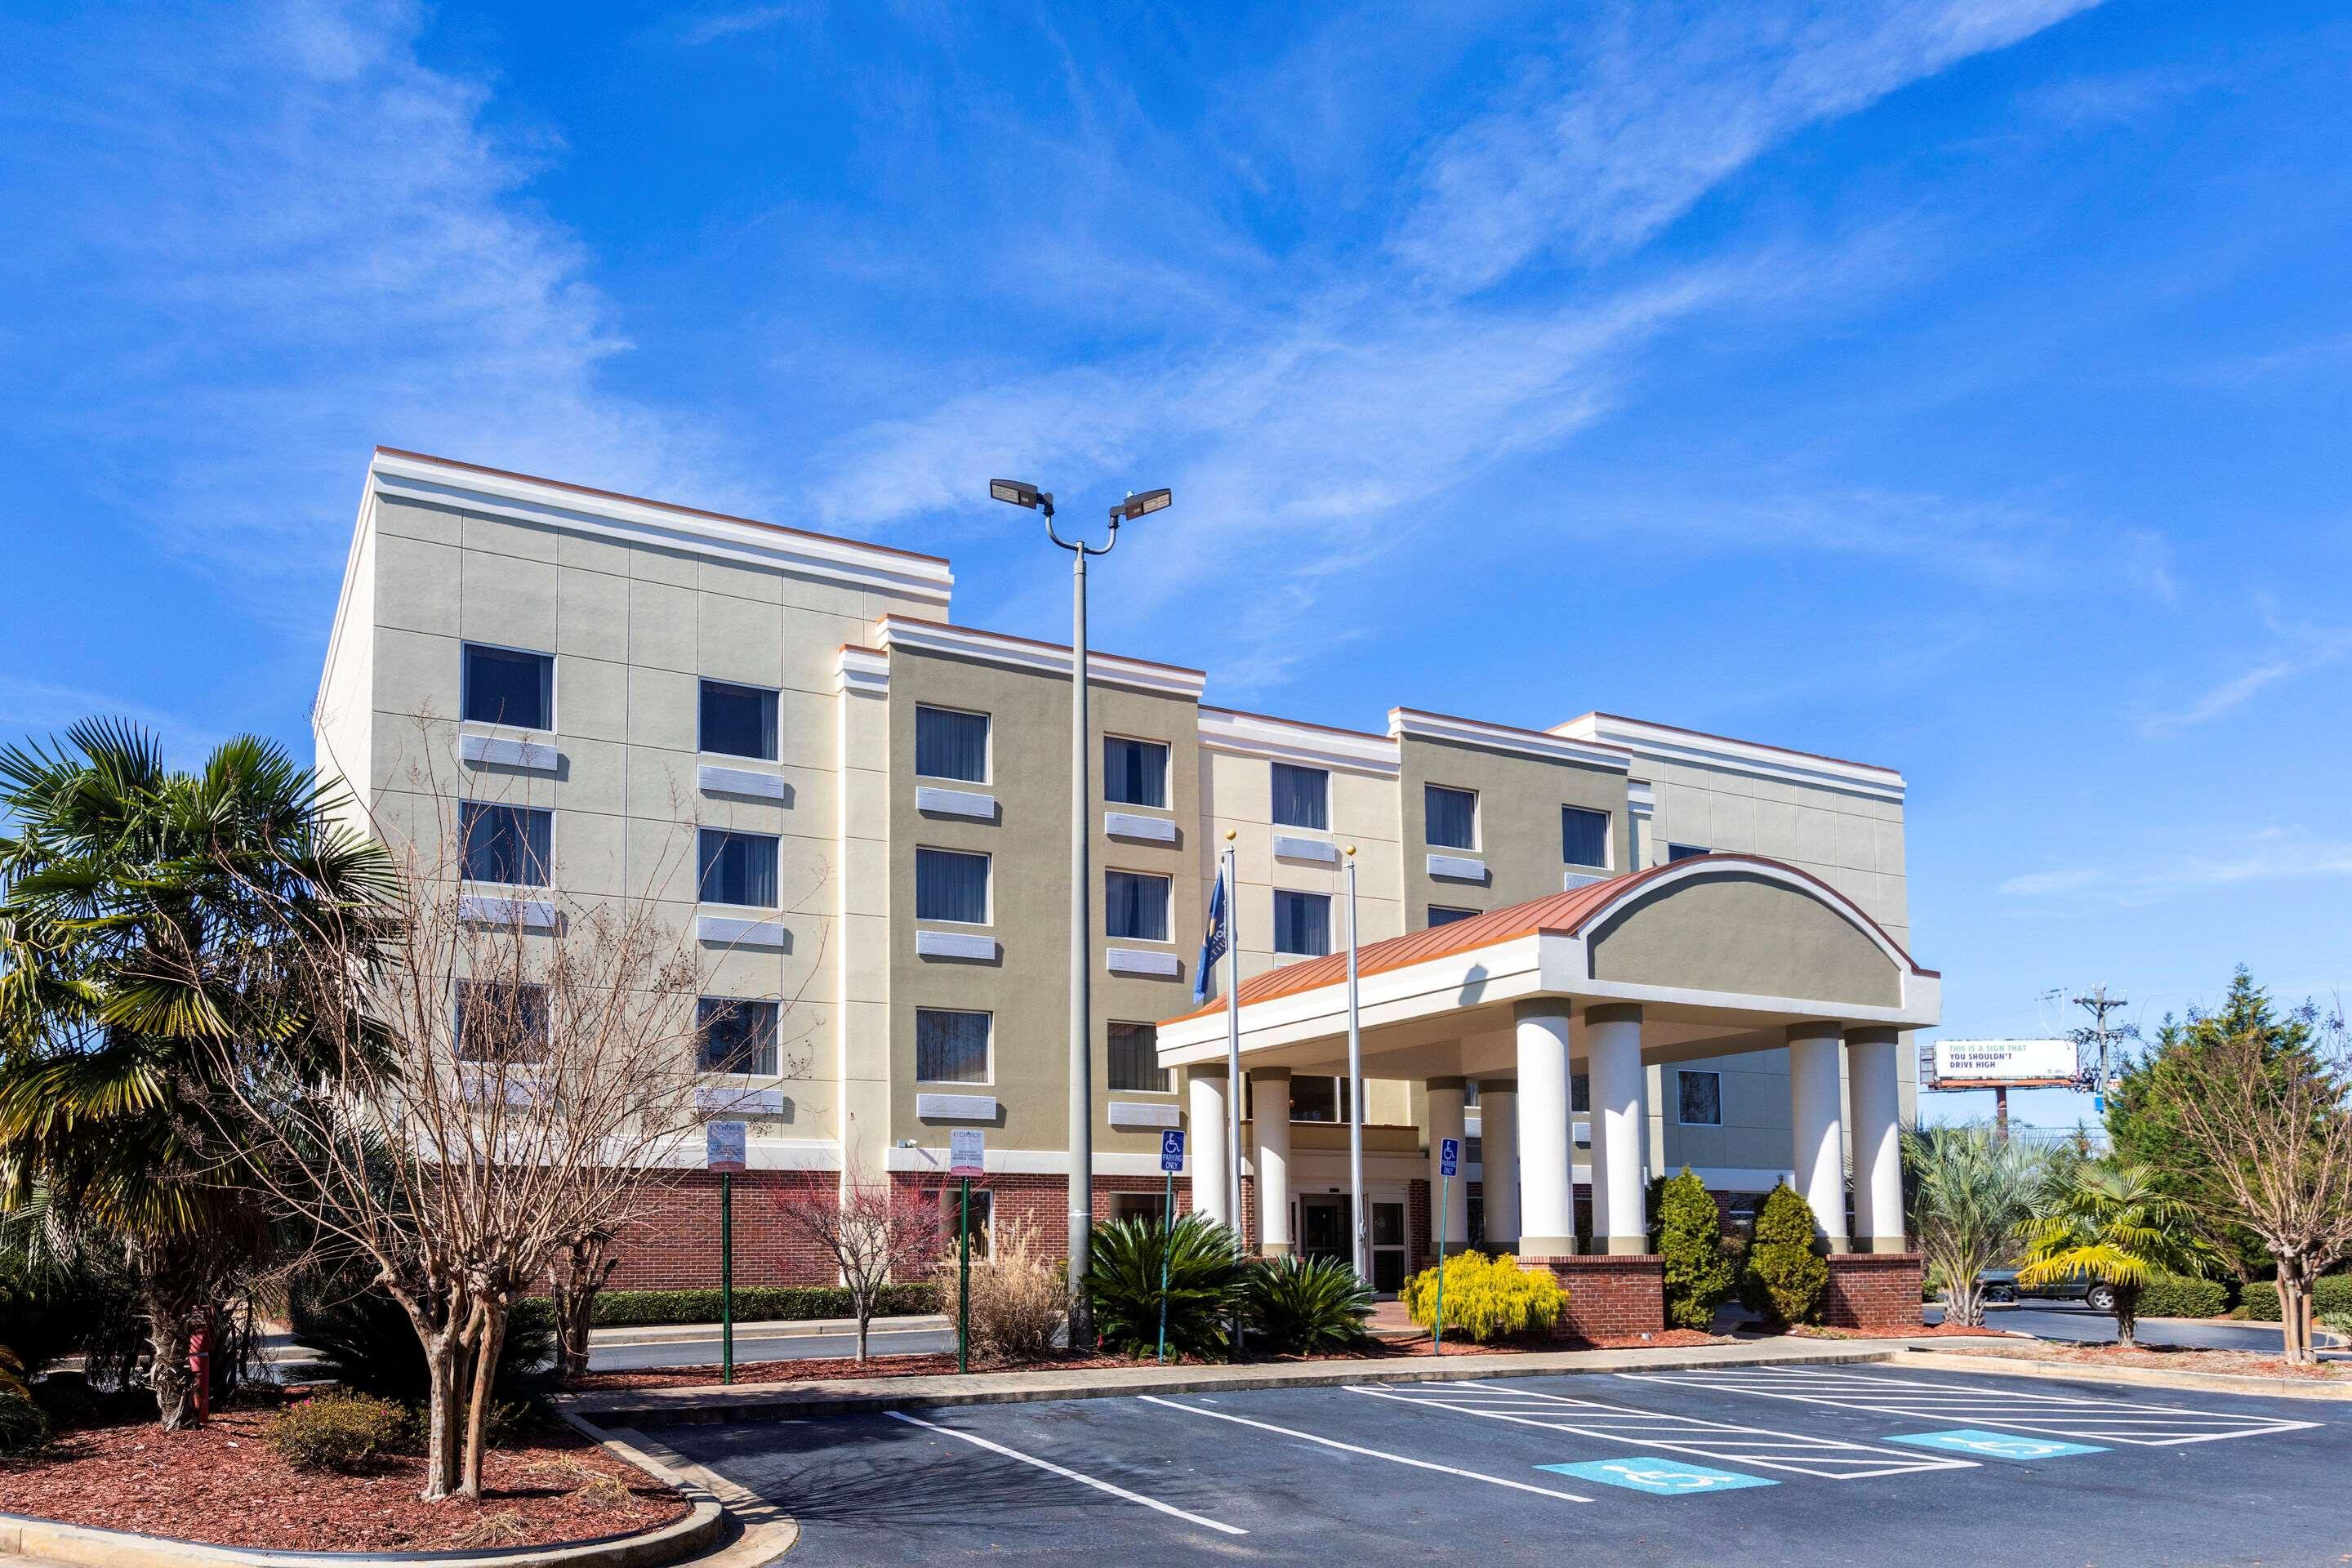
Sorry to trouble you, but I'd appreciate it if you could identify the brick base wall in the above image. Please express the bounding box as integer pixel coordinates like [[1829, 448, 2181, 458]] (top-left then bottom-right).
[[1822, 1251, 1927, 1332], [1518, 1254, 1668, 1339]]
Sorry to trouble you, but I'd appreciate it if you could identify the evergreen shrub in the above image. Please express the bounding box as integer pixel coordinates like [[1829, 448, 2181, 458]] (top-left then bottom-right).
[[2133, 1274, 2229, 1319], [1738, 1183, 1829, 1326], [1653, 1167, 1735, 1330], [1401, 1254, 1566, 1342]]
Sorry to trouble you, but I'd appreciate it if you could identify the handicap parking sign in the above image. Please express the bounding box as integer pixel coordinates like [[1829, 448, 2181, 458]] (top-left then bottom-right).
[[1540, 1457, 1774, 1495], [1440, 1137, 1460, 1177], [1160, 1129, 1186, 1173], [1889, 1429, 2105, 1461]]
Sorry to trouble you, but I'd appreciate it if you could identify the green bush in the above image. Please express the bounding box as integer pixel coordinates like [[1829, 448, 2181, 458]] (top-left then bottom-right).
[[1653, 1167, 1735, 1331], [1245, 1255, 1374, 1354], [586, 1284, 938, 1327], [1738, 1183, 1829, 1326], [2135, 1274, 2229, 1319], [289, 1274, 552, 1401], [1085, 1215, 1248, 1359], [268, 1391, 409, 1474], [1402, 1253, 1566, 1342], [2240, 1276, 2352, 1322]]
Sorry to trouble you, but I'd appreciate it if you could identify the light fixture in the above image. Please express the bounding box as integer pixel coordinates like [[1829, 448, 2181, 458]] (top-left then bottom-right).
[[1110, 488, 1172, 524], [989, 478, 1052, 516]]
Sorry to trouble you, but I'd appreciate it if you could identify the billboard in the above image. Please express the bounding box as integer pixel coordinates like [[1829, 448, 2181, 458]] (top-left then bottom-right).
[[1930, 1038, 2078, 1087]]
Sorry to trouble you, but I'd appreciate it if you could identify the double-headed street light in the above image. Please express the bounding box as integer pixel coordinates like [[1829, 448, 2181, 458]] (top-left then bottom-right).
[[988, 477, 1172, 1349]]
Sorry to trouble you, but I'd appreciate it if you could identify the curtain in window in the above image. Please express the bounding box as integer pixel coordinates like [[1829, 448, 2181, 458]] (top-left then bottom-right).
[[1104, 871, 1169, 941], [917, 1009, 991, 1082], [1427, 906, 1476, 927], [915, 706, 990, 782], [1677, 1070, 1722, 1125], [699, 830, 780, 906], [1425, 786, 1477, 849], [1270, 764, 1328, 830], [462, 645, 553, 729], [1561, 805, 1610, 867], [1107, 1022, 1167, 1092], [456, 981, 549, 1063], [1273, 889, 1330, 956], [697, 998, 780, 1074], [701, 681, 778, 760], [1103, 737, 1167, 808], [460, 803, 550, 887], [915, 848, 989, 922]]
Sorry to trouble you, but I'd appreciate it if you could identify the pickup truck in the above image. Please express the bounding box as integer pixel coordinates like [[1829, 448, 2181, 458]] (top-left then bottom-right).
[[1977, 1267, 2117, 1312]]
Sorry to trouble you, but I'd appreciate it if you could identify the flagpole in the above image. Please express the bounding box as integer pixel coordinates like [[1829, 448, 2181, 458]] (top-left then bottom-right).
[[1222, 835, 1243, 1236], [1344, 845, 1366, 1285]]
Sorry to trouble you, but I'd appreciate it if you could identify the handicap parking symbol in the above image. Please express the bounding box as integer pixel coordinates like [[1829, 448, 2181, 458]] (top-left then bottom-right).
[[1539, 1456, 1775, 1494], [1888, 1429, 2106, 1461]]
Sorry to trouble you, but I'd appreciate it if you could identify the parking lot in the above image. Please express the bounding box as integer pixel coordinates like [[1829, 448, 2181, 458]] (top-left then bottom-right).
[[661, 1363, 2344, 1566]]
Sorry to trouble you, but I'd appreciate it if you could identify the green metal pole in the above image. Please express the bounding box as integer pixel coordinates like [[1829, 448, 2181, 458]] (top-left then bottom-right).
[[1432, 1171, 1448, 1358], [1156, 1171, 1174, 1364], [957, 1178, 972, 1375], [720, 1172, 735, 1386]]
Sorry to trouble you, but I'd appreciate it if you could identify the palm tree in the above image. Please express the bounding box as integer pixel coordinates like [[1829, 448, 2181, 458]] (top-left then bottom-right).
[[0, 720, 394, 1427], [1904, 1123, 2046, 1328], [2019, 1159, 2210, 1346]]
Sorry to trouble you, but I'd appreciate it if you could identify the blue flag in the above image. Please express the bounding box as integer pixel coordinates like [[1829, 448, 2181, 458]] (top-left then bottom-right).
[[1193, 863, 1229, 1004]]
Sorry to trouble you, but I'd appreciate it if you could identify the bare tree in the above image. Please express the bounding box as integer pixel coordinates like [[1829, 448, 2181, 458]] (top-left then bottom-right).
[[2156, 1013, 2352, 1364], [776, 1161, 947, 1364], [548, 1225, 621, 1383]]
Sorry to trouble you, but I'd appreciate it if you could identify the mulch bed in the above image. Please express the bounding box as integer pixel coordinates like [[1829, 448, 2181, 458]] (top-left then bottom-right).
[[1784, 1321, 2007, 1340], [0, 1407, 687, 1552], [1933, 1340, 2352, 1381]]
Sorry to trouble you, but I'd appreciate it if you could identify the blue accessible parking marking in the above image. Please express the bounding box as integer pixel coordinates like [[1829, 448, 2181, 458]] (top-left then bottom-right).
[[1539, 1457, 1775, 1495], [1889, 1429, 2106, 1461]]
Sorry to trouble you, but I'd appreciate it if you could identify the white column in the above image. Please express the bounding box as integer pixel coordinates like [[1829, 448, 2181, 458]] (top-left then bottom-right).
[[1253, 1067, 1294, 1255], [1846, 1027, 1904, 1252], [1427, 1076, 1469, 1257], [1584, 1004, 1647, 1254], [1514, 1004, 1575, 1256], [1477, 1078, 1519, 1250], [1787, 1023, 1851, 1254], [1188, 1067, 1230, 1227]]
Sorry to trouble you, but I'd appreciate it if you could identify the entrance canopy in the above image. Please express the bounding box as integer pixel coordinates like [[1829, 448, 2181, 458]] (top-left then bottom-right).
[[1156, 853, 1938, 1080]]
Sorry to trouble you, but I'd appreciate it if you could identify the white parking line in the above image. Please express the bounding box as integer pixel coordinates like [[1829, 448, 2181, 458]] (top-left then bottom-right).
[[1616, 1367, 2323, 1447], [884, 1410, 1249, 1535], [1138, 1394, 1595, 1503], [1344, 1381, 1976, 1481]]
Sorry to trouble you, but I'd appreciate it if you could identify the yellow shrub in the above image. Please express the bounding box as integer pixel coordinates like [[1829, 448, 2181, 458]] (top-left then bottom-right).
[[1401, 1253, 1566, 1342]]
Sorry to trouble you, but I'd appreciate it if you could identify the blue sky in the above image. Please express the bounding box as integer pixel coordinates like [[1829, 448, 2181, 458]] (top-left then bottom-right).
[[3, 1, 2347, 1128]]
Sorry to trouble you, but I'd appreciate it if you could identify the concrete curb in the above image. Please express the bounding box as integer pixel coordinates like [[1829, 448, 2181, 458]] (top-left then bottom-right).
[[560, 1339, 1909, 1427], [1900, 1348, 2352, 1402]]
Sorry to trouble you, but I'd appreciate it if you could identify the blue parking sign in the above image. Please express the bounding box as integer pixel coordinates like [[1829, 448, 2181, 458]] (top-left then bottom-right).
[[1160, 1129, 1186, 1172], [1440, 1137, 1459, 1177]]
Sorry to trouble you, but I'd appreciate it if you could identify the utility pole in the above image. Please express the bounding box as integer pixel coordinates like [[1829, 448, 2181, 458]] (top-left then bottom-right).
[[2069, 986, 2135, 1116]]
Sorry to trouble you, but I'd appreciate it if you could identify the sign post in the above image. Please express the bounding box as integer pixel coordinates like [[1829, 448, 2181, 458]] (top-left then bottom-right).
[[1157, 1129, 1186, 1364], [1433, 1137, 1459, 1358], [950, 1129, 985, 1374], [706, 1121, 747, 1385]]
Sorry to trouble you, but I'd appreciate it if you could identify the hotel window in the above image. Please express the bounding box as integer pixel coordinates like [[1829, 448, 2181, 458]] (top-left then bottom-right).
[[1572, 1072, 1590, 1114], [915, 705, 989, 782], [1108, 1022, 1168, 1093], [1290, 1075, 1351, 1123], [700, 679, 778, 761], [942, 1186, 993, 1258], [1428, 905, 1478, 928], [696, 998, 780, 1076], [459, 803, 550, 887], [698, 829, 779, 907], [1270, 764, 1329, 831], [1425, 785, 1477, 850], [455, 980, 548, 1064], [916, 1007, 991, 1084], [1111, 1191, 1169, 1224], [1272, 889, 1331, 956], [1561, 806, 1610, 869], [1667, 842, 1711, 862], [1677, 1069, 1722, 1126], [1105, 871, 1170, 942], [1103, 737, 1168, 808], [461, 644, 553, 731], [915, 848, 990, 924]]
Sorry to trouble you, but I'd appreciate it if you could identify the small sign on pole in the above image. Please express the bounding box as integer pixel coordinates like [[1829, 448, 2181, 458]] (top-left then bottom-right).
[[1432, 1137, 1460, 1357], [706, 1120, 747, 1172], [950, 1128, 986, 1178], [1156, 1130, 1185, 1364], [1439, 1137, 1460, 1178], [1160, 1129, 1186, 1174]]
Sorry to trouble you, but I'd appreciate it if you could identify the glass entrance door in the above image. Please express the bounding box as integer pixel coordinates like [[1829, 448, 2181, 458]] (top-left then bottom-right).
[[1371, 1200, 1407, 1293], [1301, 1196, 1349, 1262]]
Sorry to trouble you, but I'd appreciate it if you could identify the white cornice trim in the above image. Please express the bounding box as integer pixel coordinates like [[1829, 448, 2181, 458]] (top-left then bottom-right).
[[835, 647, 889, 696], [369, 451, 954, 608], [1391, 709, 1632, 772], [1554, 713, 1904, 802], [874, 616, 1208, 700], [1196, 708, 1400, 777]]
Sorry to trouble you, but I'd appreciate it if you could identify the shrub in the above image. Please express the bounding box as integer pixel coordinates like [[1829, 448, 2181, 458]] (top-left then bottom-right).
[[1245, 1255, 1374, 1354], [1653, 1167, 1735, 1330], [2241, 1276, 2352, 1322], [268, 1391, 408, 1474], [1085, 1214, 1247, 1359], [0, 1351, 47, 1456], [586, 1284, 938, 1327], [935, 1218, 1066, 1363], [289, 1272, 551, 1401], [1402, 1253, 1565, 1343], [2135, 1274, 2229, 1320], [1739, 1183, 1829, 1326]]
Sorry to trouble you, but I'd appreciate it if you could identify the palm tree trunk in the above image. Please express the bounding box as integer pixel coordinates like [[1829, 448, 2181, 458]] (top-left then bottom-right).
[[134, 1242, 207, 1430], [2114, 1282, 2139, 1348]]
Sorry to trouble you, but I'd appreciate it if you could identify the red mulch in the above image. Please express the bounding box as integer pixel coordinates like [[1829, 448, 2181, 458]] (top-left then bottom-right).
[[0, 1408, 687, 1552], [1940, 1340, 2352, 1381], [1784, 1321, 2005, 1340]]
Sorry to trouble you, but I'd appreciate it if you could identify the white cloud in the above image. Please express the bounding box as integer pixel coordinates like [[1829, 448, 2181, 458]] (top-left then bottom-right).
[[2138, 606, 2352, 732], [2001, 829, 2352, 906], [0, 675, 225, 769], [675, 4, 812, 47]]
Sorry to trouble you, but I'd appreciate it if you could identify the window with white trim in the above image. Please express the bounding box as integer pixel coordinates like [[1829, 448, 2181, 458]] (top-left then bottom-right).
[[696, 998, 780, 1075], [1108, 1022, 1167, 1093], [915, 706, 990, 782], [1677, 1069, 1722, 1125], [455, 980, 549, 1064], [460, 803, 550, 887], [915, 848, 990, 924], [1561, 805, 1610, 868], [916, 1007, 991, 1084], [1105, 870, 1171, 942], [699, 830, 780, 906], [1427, 905, 1478, 927], [1425, 785, 1477, 850], [1271, 764, 1329, 830], [462, 644, 553, 730], [1272, 889, 1331, 956], [700, 679, 778, 760], [1667, 842, 1711, 863], [1103, 737, 1168, 808]]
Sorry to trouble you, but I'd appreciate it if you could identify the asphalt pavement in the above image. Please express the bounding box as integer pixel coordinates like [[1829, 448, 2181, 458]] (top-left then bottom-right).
[[1959, 1302, 2344, 1355]]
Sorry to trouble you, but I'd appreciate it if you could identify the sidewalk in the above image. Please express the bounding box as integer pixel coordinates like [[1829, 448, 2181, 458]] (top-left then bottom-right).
[[589, 1313, 946, 1347], [560, 1335, 1911, 1426]]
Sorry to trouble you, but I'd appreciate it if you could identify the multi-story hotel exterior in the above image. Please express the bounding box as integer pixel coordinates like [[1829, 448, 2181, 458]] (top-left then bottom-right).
[[317, 448, 1936, 1325]]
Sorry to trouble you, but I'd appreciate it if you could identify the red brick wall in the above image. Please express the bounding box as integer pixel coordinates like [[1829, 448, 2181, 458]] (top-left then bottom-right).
[[1409, 1178, 1431, 1269], [1823, 1252, 1926, 1332], [1518, 1254, 1668, 1339]]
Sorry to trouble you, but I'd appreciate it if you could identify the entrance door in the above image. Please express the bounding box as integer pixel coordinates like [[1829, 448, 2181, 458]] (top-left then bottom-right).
[[1370, 1200, 1408, 1293], [1301, 1196, 1349, 1261]]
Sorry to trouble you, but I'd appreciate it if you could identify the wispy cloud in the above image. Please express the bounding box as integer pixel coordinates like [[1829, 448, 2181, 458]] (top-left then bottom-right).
[[675, 4, 811, 47], [2000, 827, 2352, 906], [2138, 603, 2352, 732], [0, 675, 225, 768]]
